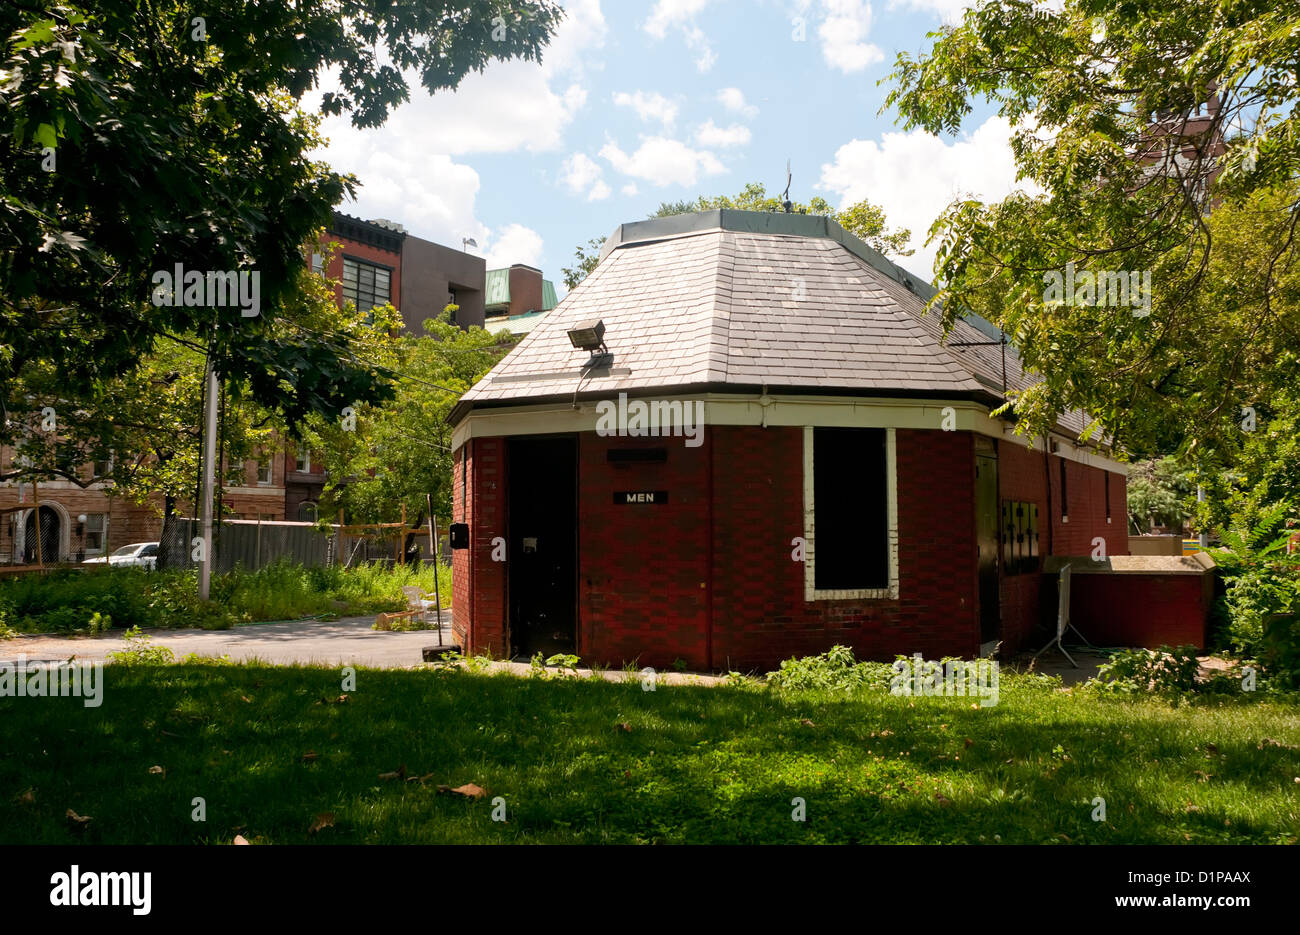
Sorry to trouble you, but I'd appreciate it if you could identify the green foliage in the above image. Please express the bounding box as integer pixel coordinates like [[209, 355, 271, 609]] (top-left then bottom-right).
[[885, 2, 1300, 461], [1090, 646, 1202, 696], [2, 2, 561, 446], [766, 645, 894, 694], [105, 626, 174, 666], [1209, 502, 1300, 679], [299, 308, 515, 524], [1127, 456, 1197, 533], [0, 560, 451, 632]]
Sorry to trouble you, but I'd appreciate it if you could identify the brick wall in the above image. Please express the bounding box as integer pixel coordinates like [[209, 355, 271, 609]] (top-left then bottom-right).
[[452, 438, 507, 656], [457, 426, 1128, 668], [577, 432, 711, 669], [997, 441, 1129, 652]]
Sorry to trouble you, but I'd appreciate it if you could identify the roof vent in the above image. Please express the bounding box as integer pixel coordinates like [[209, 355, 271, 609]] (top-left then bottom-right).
[[369, 218, 408, 234]]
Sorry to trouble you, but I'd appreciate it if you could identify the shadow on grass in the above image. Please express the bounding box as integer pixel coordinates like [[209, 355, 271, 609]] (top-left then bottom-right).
[[1, 664, 1297, 844]]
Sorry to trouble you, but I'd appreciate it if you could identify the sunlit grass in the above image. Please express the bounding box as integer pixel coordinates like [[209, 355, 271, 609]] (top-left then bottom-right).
[[0, 664, 1296, 844]]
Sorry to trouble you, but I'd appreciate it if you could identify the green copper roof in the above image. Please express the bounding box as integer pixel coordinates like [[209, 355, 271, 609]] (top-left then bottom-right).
[[541, 279, 558, 310]]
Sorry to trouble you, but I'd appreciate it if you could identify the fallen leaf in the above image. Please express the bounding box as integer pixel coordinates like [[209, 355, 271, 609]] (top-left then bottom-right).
[[15, 788, 35, 805], [300, 751, 319, 763], [239, 695, 252, 704], [378, 765, 407, 781], [334, 694, 350, 704], [617, 722, 632, 732], [879, 729, 894, 737], [800, 718, 815, 728], [233, 835, 249, 845], [439, 782, 486, 799], [934, 793, 951, 805], [65, 809, 92, 826], [308, 812, 335, 834], [964, 738, 973, 748], [147, 765, 164, 776]]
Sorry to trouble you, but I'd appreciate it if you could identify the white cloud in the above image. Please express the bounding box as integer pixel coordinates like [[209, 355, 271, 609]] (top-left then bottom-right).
[[694, 119, 751, 147], [483, 223, 545, 270], [600, 136, 726, 187], [819, 0, 883, 73], [621, 183, 640, 196], [561, 152, 611, 201], [683, 25, 717, 72], [300, 2, 606, 260], [819, 116, 1040, 277], [717, 87, 758, 118], [644, 0, 717, 72], [644, 0, 712, 38], [888, 0, 974, 25], [613, 90, 678, 129]]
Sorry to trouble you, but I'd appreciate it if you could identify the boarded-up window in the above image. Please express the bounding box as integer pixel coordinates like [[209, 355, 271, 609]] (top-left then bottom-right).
[[812, 427, 888, 590]]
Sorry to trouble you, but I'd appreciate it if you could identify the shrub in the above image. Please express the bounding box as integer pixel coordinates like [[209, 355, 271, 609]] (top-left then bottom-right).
[[106, 626, 175, 666], [766, 645, 894, 694], [1090, 645, 1202, 695]]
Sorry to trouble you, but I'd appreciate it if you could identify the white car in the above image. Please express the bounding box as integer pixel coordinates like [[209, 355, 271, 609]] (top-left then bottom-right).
[[83, 542, 159, 570]]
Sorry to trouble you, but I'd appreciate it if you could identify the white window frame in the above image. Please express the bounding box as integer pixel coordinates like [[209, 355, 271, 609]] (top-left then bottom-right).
[[802, 425, 899, 601], [256, 458, 273, 486], [295, 450, 312, 473], [83, 513, 107, 555]]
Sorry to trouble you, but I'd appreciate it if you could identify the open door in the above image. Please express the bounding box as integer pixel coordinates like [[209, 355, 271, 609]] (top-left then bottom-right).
[[507, 436, 577, 658], [975, 452, 1001, 644]]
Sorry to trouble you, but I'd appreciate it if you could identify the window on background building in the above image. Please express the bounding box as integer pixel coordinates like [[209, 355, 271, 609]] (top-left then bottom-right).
[[297, 502, 318, 522], [341, 257, 391, 313], [256, 458, 272, 485], [311, 252, 324, 275], [806, 427, 894, 597], [91, 454, 113, 479], [83, 513, 106, 554], [295, 449, 311, 473], [1059, 460, 1070, 522]]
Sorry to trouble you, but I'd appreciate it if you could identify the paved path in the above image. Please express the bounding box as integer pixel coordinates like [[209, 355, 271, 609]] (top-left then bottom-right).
[[0, 614, 456, 669]]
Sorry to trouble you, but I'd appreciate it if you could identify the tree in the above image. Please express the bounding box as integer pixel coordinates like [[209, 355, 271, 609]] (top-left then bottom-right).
[[562, 182, 911, 288], [1, 1, 562, 463], [299, 308, 517, 525], [884, 0, 1300, 459], [1126, 457, 1196, 534]]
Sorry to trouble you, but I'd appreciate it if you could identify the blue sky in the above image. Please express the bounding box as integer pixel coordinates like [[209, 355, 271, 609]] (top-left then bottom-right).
[[309, 0, 1026, 295]]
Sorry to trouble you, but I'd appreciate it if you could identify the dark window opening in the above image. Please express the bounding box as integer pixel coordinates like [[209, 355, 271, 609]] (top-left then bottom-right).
[[342, 257, 391, 313], [1104, 472, 1111, 521], [813, 427, 888, 590], [1001, 500, 1040, 575], [1059, 460, 1069, 520]]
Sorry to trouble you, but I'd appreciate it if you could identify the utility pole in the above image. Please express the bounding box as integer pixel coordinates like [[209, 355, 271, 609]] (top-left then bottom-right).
[[198, 365, 219, 600]]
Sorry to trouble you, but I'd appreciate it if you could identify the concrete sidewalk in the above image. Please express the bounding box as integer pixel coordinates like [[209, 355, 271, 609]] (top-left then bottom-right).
[[0, 613, 456, 669]]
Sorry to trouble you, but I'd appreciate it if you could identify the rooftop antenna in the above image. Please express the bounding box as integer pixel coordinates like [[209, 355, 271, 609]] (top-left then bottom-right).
[[781, 159, 793, 213]]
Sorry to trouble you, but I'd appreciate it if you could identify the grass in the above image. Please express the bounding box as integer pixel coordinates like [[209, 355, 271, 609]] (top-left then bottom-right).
[[1, 661, 1297, 844], [0, 561, 452, 633]]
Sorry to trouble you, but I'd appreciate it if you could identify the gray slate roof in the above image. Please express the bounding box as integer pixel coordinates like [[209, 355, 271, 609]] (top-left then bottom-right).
[[451, 210, 1089, 436]]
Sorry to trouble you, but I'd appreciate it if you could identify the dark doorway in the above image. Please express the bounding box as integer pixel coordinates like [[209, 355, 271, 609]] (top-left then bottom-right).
[[24, 505, 60, 564], [975, 453, 1001, 642], [507, 436, 577, 658]]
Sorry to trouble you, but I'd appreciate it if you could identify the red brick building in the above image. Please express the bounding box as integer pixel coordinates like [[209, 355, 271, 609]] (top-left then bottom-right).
[[447, 210, 1128, 670]]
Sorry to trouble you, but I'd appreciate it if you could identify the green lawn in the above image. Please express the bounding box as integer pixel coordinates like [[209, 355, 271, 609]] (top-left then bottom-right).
[[1, 663, 1297, 844]]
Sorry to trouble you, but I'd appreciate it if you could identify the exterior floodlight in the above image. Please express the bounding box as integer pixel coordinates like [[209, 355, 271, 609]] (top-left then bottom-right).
[[462, 237, 478, 252], [567, 319, 607, 352]]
